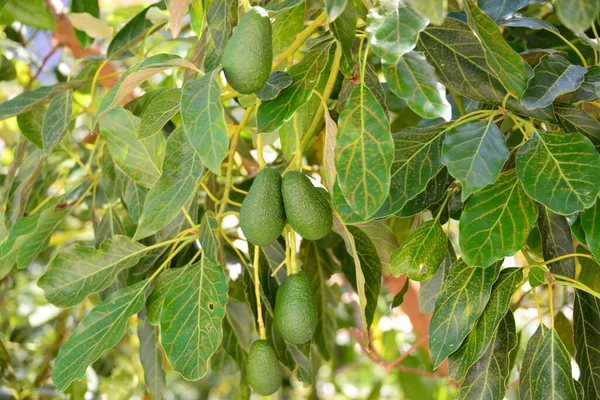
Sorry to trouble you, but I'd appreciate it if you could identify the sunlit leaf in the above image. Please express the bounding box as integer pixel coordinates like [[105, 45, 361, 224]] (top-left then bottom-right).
[[516, 131, 600, 215], [271, 3, 305, 55], [255, 71, 293, 101], [326, 0, 347, 22], [41, 90, 72, 153], [418, 244, 455, 313], [168, 0, 192, 37], [555, 104, 600, 146], [107, 5, 157, 57], [555, 0, 600, 33], [0, 83, 75, 121], [199, 211, 220, 264], [139, 88, 180, 139], [407, 0, 446, 25], [479, 0, 526, 21], [499, 16, 559, 33], [146, 268, 182, 325], [537, 205, 576, 278], [442, 119, 509, 200], [573, 289, 600, 399], [459, 170, 537, 267], [429, 259, 500, 368]]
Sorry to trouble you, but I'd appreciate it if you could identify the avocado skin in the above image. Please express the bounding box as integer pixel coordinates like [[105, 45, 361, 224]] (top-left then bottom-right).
[[282, 172, 333, 240], [274, 272, 317, 344], [240, 168, 286, 246], [246, 340, 283, 395], [222, 7, 272, 94]]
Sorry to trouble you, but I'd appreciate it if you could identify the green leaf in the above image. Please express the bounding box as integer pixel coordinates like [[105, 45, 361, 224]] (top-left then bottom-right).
[[271, 3, 305, 55], [581, 200, 600, 262], [458, 311, 517, 400], [479, 0, 525, 21], [500, 16, 559, 33], [123, 178, 148, 222], [138, 308, 166, 400], [520, 55, 587, 110], [0, 55, 16, 81], [519, 326, 580, 400], [139, 88, 180, 139], [135, 127, 203, 239], [52, 279, 148, 391], [255, 71, 294, 101], [326, 0, 347, 21], [398, 167, 454, 217], [301, 241, 338, 360], [335, 83, 394, 219], [464, 0, 531, 98], [555, 0, 600, 33], [100, 107, 165, 189], [71, 0, 99, 48], [41, 89, 72, 153], [537, 206, 576, 278], [429, 259, 500, 368], [459, 170, 537, 267], [555, 104, 600, 146], [377, 124, 445, 217], [407, 0, 446, 25], [107, 5, 156, 57], [442, 119, 509, 200], [529, 267, 546, 287], [95, 207, 126, 247], [366, 0, 428, 64], [97, 54, 197, 121], [573, 289, 600, 399], [384, 51, 451, 120], [390, 220, 447, 280], [516, 131, 600, 215], [160, 258, 228, 380], [258, 42, 332, 133], [17, 108, 45, 149], [0, 83, 74, 121], [330, 3, 357, 78], [573, 66, 600, 102], [554, 311, 576, 356], [2, 0, 55, 29], [266, 0, 303, 12], [181, 72, 229, 174], [448, 268, 522, 380], [391, 278, 410, 308], [199, 211, 220, 264], [0, 203, 68, 279], [204, 0, 236, 69], [418, 244, 455, 313], [146, 268, 182, 325], [38, 236, 147, 307]]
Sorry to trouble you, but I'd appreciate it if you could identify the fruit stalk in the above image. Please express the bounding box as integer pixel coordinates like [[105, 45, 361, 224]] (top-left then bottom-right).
[[272, 12, 327, 70], [253, 246, 267, 340]]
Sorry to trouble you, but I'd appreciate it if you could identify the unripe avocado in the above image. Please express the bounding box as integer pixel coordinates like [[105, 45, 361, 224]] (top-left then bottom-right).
[[274, 272, 317, 344], [222, 7, 273, 94], [246, 340, 282, 395], [282, 172, 333, 240], [240, 168, 286, 246]]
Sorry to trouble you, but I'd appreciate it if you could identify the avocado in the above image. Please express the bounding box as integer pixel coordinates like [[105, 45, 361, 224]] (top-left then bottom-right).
[[222, 7, 273, 94], [246, 340, 283, 395], [240, 168, 286, 246], [282, 172, 333, 240], [274, 272, 317, 344]]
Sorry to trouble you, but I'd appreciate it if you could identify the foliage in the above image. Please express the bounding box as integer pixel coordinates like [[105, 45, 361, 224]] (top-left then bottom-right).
[[1, 0, 600, 399]]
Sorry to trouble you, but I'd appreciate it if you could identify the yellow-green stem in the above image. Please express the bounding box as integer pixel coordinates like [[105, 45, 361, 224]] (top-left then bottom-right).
[[544, 28, 588, 67], [253, 246, 267, 339], [272, 13, 327, 70], [257, 133, 266, 169]]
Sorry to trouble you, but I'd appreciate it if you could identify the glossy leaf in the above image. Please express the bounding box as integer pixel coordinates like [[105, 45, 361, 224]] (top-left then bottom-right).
[[407, 0, 446, 25], [53, 280, 148, 391], [464, 0, 530, 98], [390, 220, 447, 280], [0, 83, 74, 121], [397, 167, 455, 217], [573, 289, 600, 399], [41, 90, 72, 153], [442, 119, 509, 201], [500, 16, 560, 33], [520, 55, 587, 110], [255, 71, 293, 101], [335, 83, 393, 219], [38, 236, 147, 307], [479, 0, 526, 21], [146, 268, 182, 325], [100, 107, 165, 189], [258, 42, 332, 133], [582, 201, 600, 262], [330, 2, 357, 78], [366, 0, 428, 64], [138, 308, 166, 400], [573, 66, 600, 102], [458, 312, 517, 400], [537, 206, 576, 278], [555, 0, 600, 33], [429, 259, 500, 368], [271, 3, 305, 55], [160, 258, 228, 380], [135, 127, 203, 239], [459, 170, 537, 267], [418, 244, 455, 313], [449, 268, 522, 380], [555, 104, 600, 145], [199, 211, 220, 265], [107, 5, 155, 57], [139, 88, 180, 139], [516, 131, 600, 215], [326, 0, 347, 22], [204, 0, 236, 69], [384, 51, 451, 120]]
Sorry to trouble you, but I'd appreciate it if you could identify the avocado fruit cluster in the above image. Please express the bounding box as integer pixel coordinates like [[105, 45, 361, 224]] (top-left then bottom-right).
[[239, 169, 333, 247], [222, 7, 272, 94]]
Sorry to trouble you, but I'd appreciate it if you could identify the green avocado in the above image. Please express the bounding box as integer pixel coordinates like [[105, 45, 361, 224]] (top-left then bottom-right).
[[222, 7, 273, 94], [240, 168, 286, 246], [282, 171, 333, 240], [246, 340, 283, 395], [274, 272, 317, 344]]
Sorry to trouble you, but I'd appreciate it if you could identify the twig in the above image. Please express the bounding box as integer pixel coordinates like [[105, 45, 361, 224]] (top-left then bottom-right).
[[26, 46, 59, 90]]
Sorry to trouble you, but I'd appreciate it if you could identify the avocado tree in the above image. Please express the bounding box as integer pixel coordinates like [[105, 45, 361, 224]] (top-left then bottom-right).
[[1, 0, 600, 398]]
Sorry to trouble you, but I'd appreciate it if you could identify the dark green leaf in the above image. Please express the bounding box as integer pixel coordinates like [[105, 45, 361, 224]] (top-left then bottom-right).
[[17, 108, 45, 149], [135, 127, 203, 239], [0, 83, 74, 121], [448, 268, 522, 380], [573, 289, 600, 399], [479, 0, 526, 21], [442, 119, 509, 200], [271, 3, 305, 55], [555, 0, 600, 33], [41, 90, 72, 153], [555, 104, 600, 146], [204, 0, 236, 69], [520, 55, 587, 110], [258, 42, 332, 133], [107, 5, 155, 57], [418, 244, 455, 313], [384, 51, 451, 120], [581, 200, 600, 262], [397, 167, 455, 217], [95, 207, 126, 247], [160, 258, 228, 380], [53, 279, 149, 391], [459, 170, 537, 267], [458, 311, 517, 400], [537, 205, 576, 278], [499, 16, 560, 33], [391, 278, 410, 308], [138, 308, 166, 400], [331, 3, 357, 78], [335, 83, 393, 219], [516, 131, 600, 215], [0, 55, 16, 81], [573, 66, 600, 102], [139, 88, 180, 139], [554, 311, 576, 356], [146, 268, 182, 324], [429, 259, 500, 368], [38, 236, 147, 307], [390, 220, 447, 280], [199, 211, 220, 264], [407, 0, 446, 25], [255, 71, 294, 101], [326, 0, 347, 21]]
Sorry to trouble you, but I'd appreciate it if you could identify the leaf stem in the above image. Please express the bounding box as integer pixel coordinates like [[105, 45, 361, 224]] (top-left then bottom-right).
[[553, 274, 600, 300], [256, 133, 266, 169], [253, 246, 267, 340], [544, 28, 588, 67], [272, 12, 328, 70]]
